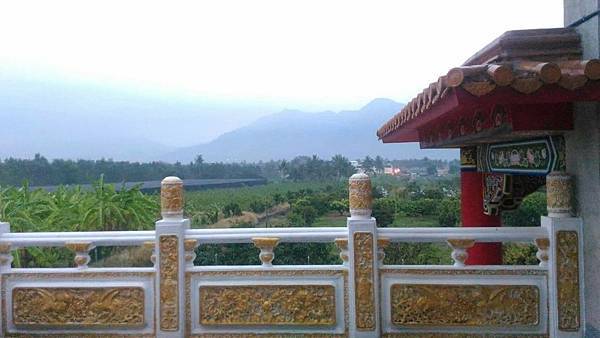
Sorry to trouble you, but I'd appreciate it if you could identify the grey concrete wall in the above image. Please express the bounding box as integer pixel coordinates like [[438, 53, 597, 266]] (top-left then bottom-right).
[[564, 1, 600, 336]]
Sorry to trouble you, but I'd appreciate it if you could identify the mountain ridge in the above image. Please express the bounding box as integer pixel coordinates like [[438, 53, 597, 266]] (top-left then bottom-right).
[[160, 98, 458, 162]]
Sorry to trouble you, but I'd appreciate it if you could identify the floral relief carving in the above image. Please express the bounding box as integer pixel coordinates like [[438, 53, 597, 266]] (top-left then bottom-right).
[[199, 285, 336, 325], [12, 287, 145, 327], [556, 231, 580, 331], [353, 231, 375, 330], [390, 284, 539, 326], [160, 235, 179, 331]]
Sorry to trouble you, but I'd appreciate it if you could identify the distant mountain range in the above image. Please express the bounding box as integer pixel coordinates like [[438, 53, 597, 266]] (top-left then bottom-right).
[[160, 98, 457, 162]]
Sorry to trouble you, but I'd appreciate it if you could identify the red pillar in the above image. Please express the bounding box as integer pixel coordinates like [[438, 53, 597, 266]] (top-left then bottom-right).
[[460, 147, 502, 265]]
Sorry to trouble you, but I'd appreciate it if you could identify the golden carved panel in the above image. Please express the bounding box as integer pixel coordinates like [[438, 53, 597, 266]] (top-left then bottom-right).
[[556, 230, 580, 331], [353, 231, 375, 330], [160, 235, 179, 331], [199, 284, 336, 326], [390, 284, 539, 327], [12, 287, 144, 327]]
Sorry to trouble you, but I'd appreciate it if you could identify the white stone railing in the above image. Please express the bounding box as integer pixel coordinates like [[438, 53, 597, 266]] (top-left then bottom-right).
[[0, 175, 584, 337]]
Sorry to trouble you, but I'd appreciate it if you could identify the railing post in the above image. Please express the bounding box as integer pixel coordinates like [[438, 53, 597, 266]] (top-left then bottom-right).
[[155, 177, 189, 337], [347, 173, 380, 337], [544, 172, 584, 337], [0, 222, 12, 273]]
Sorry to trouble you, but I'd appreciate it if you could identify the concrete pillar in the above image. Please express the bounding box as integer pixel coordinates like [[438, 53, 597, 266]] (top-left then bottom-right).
[[564, 1, 600, 334]]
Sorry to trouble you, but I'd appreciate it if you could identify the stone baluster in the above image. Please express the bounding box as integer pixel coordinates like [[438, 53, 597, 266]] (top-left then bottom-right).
[[546, 171, 574, 218], [334, 238, 349, 266], [447, 239, 475, 267], [534, 238, 550, 267], [184, 239, 199, 268], [0, 223, 12, 272], [377, 237, 390, 264], [349, 173, 373, 220], [0, 242, 13, 272], [252, 237, 280, 267], [66, 242, 95, 269], [143, 241, 156, 267]]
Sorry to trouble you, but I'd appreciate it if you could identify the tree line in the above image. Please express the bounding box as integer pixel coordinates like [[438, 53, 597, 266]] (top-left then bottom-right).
[[0, 153, 459, 187]]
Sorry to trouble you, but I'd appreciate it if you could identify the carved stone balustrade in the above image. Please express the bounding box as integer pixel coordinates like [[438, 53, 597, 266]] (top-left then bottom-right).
[[447, 239, 475, 267], [184, 239, 199, 268], [143, 241, 156, 266], [252, 237, 280, 267], [0, 242, 12, 271], [334, 238, 349, 266], [65, 241, 95, 269], [377, 237, 390, 264], [534, 238, 550, 267]]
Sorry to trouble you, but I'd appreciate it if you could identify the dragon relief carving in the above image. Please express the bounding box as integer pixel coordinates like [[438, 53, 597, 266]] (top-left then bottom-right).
[[390, 284, 539, 327], [199, 285, 336, 325], [12, 287, 144, 327]]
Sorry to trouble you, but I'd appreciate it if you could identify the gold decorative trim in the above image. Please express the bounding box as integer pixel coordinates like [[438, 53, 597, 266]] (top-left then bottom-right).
[[353, 231, 375, 330], [556, 230, 580, 331], [12, 287, 145, 328], [159, 235, 179, 331], [379, 268, 547, 276], [391, 284, 539, 327], [382, 334, 548, 338], [199, 285, 336, 326], [460, 147, 477, 167]]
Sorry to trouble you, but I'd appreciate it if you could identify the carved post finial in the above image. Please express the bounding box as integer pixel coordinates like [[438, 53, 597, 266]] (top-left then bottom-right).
[[334, 238, 349, 266], [546, 171, 574, 218], [252, 237, 280, 267], [349, 173, 372, 220], [65, 242, 95, 269], [447, 239, 475, 267], [161, 176, 184, 220]]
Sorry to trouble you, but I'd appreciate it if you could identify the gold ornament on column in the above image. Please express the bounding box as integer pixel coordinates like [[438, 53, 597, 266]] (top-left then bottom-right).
[[349, 173, 372, 219], [546, 171, 574, 218], [161, 176, 184, 219]]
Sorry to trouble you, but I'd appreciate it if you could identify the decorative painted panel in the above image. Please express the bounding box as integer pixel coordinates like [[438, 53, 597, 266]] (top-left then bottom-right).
[[390, 284, 539, 327], [479, 136, 565, 175], [353, 231, 375, 331], [159, 235, 179, 331], [556, 230, 580, 331], [12, 287, 145, 328], [199, 285, 336, 326]]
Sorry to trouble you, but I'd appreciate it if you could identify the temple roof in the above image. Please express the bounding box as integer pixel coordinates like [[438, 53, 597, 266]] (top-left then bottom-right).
[[377, 28, 600, 147]]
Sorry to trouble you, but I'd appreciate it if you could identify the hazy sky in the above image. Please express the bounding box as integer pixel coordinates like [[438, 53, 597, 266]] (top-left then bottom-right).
[[0, 0, 564, 148]]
